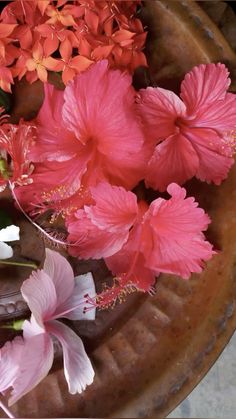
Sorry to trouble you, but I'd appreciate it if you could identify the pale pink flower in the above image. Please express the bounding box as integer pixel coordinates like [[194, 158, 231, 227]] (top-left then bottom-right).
[[66, 182, 139, 259], [104, 183, 214, 301], [0, 249, 96, 405], [16, 60, 151, 215], [137, 63, 236, 191]]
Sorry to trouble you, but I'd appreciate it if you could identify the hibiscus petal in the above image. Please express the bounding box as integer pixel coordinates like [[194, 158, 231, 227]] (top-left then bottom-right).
[[85, 182, 138, 232], [145, 134, 199, 191], [0, 337, 24, 393], [0, 241, 13, 259], [9, 333, 54, 406], [62, 60, 149, 189], [67, 210, 130, 259], [137, 86, 186, 143], [30, 83, 78, 163], [186, 127, 234, 185], [62, 273, 96, 321], [47, 320, 94, 394], [0, 225, 20, 242], [16, 155, 90, 211], [142, 183, 214, 279], [180, 63, 231, 114], [43, 249, 74, 310], [21, 269, 57, 326], [23, 317, 45, 338], [190, 92, 236, 133]]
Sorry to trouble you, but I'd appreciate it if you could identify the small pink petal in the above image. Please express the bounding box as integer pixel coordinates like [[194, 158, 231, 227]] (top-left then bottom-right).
[[188, 92, 236, 134], [85, 182, 138, 233], [0, 337, 24, 393], [21, 269, 57, 326], [47, 320, 94, 394], [181, 63, 231, 114], [62, 273, 96, 321], [137, 86, 186, 143], [43, 248, 75, 313], [145, 133, 199, 191], [67, 210, 129, 259], [186, 127, 234, 185]]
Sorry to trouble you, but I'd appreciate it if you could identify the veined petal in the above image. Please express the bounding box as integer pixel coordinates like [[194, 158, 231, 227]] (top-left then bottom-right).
[[47, 320, 94, 394], [0, 225, 20, 242], [62, 273, 96, 321], [188, 92, 236, 133], [142, 183, 214, 279], [67, 210, 130, 259], [21, 269, 57, 326], [9, 333, 54, 406], [137, 86, 186, 143], [30, 83, 77, 163], [0, 337, 24, 393], [23, 317, 45, 338], [85, 182, 138, 233], [43, 249, 75, 311], [186, 127, 234, 185], [0, 241, 13, 259], [145, 134, 199, 192], [180, 63, 231, 114]]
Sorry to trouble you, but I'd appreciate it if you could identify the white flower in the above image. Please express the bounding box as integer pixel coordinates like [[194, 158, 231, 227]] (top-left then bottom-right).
[[0, 225, 20, 260]]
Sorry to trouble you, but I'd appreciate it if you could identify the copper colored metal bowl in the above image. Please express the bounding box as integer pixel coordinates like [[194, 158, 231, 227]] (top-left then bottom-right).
[[1, 1, 236, 417]]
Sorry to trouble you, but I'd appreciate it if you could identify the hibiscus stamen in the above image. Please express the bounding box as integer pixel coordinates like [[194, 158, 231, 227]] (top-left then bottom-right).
[[91, 278, 138, 310], [9, 182, 68, 247]]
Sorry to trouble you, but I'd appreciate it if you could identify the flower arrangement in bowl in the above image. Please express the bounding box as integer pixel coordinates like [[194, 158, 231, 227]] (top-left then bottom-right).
[[0, 0, 236, 417]]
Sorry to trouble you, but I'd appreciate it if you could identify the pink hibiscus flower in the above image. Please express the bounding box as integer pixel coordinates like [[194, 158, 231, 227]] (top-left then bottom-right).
[[137, 63, 236, 191], [106, 183, 214, 290], [66, 182, 214, 306], [0, 249, 96, 405], [16, 60, 150, 215]]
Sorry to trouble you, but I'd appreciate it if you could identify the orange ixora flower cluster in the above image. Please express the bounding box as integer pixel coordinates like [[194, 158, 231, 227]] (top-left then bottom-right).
[[0, 0, 147, 92]]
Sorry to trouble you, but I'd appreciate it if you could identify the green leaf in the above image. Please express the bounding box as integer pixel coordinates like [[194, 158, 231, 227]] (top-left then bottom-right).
[[0, 208, 12, 229]]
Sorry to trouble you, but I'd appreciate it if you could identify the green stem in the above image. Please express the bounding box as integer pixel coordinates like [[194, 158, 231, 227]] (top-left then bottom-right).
[[0, 260, 37, 269]]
